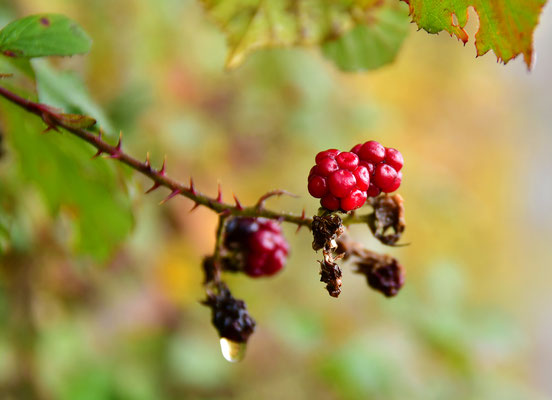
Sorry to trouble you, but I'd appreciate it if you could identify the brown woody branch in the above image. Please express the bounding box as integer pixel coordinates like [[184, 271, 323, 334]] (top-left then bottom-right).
[[0, 85, 373, 228]]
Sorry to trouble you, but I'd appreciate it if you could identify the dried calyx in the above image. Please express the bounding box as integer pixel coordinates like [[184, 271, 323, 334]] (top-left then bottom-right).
[[367, 194, 405, 246], [319, 257, 343, 298], [312, 214, 345, 297], [337, 237, 405, 297], [312, 214, 345, 251]]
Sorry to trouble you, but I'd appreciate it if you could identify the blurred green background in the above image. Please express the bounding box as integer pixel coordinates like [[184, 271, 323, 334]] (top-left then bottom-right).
[[0, 0, 551, 399]]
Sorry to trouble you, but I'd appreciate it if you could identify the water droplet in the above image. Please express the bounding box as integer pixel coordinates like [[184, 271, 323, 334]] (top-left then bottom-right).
[[219, 337, 246, 362]]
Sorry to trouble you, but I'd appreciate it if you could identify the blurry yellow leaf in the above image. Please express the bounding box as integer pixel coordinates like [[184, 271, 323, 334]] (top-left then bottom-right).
[[199, 0, 389, 69]]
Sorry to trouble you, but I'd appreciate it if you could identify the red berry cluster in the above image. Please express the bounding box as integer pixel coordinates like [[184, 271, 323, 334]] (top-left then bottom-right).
[[224, 217, 289, 277], [308, 141, 403, 211], [351, 141, 403, 197]]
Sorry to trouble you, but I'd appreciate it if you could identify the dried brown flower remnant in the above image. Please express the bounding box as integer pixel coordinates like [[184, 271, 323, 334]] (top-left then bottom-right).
[[312, 214, 345, 251], [354, 251, 405, 297], [202, 283, 256, 343], [319, 258, 342, 298], [367, 194, 405, 246]]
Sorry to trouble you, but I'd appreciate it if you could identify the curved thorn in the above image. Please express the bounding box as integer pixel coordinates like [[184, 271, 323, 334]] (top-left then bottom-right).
[[145, 182, 161, 194], [145, 152, 151, 168], [190, 202, 201, 213], [41, 113, 60, 133], [159, 189, 182, 205], [189, 177, 196, 195], [233, 194, 243, 210], [255, 189, 298, 210], [159, 156, 166, 175], [91, 149, 103, 159], [115, 131, 123, 151], [216, 183, 223, 203]]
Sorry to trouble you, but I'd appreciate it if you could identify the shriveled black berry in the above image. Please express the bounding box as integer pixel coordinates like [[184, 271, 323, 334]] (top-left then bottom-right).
[[202, 284, 255, 343], [354, 252, 404, 297], [224, 217, 259, 250]]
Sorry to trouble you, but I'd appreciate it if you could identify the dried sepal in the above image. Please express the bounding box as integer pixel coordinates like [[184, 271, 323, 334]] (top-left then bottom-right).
[[311, 214, 345, 251], [353, 251, 404, 297], [367, 194, 405, 246], [319, 257, 342, 298]]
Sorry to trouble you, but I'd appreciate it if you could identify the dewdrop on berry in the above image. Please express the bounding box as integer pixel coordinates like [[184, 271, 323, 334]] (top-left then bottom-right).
[[220, 338, 246, 362]]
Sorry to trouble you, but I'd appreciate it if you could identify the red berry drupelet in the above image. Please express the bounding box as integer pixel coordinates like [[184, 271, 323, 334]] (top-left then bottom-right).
[[224, 217, 289, 277], [308, 149, 369, 212], [350, 141, 403, 197]]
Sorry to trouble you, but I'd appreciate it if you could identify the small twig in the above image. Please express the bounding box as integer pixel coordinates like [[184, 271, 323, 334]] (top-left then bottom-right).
[[213, 215, 227, 263]]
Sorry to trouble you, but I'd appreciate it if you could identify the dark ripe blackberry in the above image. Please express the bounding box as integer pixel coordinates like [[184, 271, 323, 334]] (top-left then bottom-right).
[[203, 285, 256, 343], [224, 217, 259, 249], [223, 217, 289, 277]]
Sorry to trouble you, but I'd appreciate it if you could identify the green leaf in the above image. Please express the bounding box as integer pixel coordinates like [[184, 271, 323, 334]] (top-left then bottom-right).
[[405, 0, 546, 68], [0, 95, 133, 261], [5, 104, 134, 260], [0, 54, 35, 80], [0, 14, 91, 58], [322, 1, 410, 71], [200, 0, 409, 70]]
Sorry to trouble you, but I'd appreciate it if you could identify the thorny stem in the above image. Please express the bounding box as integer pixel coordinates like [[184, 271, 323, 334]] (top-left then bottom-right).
[[0, 85, 372, 227]]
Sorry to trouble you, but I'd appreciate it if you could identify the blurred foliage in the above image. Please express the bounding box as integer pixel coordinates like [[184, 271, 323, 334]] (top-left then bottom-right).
[[199, 0, 410, 70], [406, 0, 546, 67], [0, 13, 91, 58], [0, 0, 551, 399]]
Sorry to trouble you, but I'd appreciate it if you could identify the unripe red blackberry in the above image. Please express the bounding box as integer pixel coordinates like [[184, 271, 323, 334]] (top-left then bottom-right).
[[308, 149, 370, 212], [384, 148, 403, 172], [351, 141, 403, 195], [358, 141, 385, 163], [373, 164, 398, 193], [224, 217, 289, 277]]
